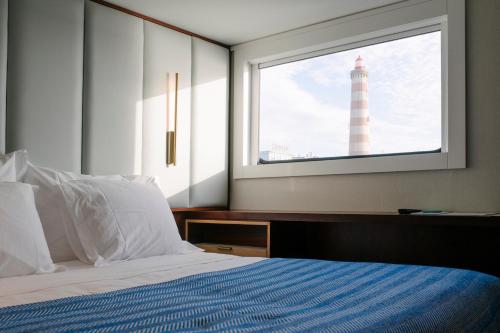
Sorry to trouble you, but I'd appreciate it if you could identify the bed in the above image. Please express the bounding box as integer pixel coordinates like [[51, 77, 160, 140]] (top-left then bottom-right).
[[1, 252, 499, 333], [1, 152, 499, 332]]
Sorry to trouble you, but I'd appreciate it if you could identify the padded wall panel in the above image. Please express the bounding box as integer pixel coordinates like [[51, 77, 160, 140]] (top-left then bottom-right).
[[190, 38, 229, 207], [6, 0, 84, 171], [143, 22, 191, 208], [83, 1, 143, 175], [0, 0, 6, 154]]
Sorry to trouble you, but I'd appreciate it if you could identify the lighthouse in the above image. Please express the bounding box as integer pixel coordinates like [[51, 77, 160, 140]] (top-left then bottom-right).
[[349, 56, 370, 155]]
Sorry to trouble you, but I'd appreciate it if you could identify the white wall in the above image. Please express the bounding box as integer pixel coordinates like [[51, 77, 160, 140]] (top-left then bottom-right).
[[230, 0, 500, 213], [83, 1, 144, 175], [142, 22, 192, 207], [190, 38, 229, 207], [6, 0, 84, 172]]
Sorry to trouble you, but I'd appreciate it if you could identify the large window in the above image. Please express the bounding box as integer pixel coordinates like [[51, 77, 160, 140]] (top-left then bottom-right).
[[258, 31, 442, 163], [233, 0, 465, 178]]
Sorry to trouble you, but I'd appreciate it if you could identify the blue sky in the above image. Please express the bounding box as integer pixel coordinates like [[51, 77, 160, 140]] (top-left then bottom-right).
[[259, 31, 442, 158]]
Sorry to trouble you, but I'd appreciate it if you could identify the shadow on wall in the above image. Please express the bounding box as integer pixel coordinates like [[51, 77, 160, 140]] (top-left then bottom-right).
[[167, 170, 228, 208], [189, 169, 227, 207]]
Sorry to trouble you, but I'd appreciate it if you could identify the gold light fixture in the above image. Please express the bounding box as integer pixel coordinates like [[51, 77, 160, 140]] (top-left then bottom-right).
[[166, 72, 179, 166]]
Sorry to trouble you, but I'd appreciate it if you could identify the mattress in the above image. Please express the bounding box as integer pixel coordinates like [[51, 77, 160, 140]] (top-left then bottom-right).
[[0, 252, 263, 307], [1, 255, 499, 332]]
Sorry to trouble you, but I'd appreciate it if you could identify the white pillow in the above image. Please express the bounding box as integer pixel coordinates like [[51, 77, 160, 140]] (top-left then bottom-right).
[[0, 150, 28, 181], [0, 182, 56, 278], [58, 179, 198, 266], [22, 162, 153, 263], [23, 163, 97, 262]]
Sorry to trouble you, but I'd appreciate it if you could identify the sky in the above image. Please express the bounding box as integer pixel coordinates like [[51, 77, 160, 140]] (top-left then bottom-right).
[[259, 31, 442, 159]]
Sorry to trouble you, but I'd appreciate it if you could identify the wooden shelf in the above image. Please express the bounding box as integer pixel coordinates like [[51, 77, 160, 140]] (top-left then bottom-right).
[[186, 219, 270, 258]]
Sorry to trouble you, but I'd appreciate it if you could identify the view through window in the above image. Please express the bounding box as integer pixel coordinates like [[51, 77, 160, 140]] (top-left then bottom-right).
[[258, 31, 442, 163]]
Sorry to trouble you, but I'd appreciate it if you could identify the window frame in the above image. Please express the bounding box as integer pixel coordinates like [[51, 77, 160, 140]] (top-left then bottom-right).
[[232, 0, 465, 179], [253, 24, 444, 165]]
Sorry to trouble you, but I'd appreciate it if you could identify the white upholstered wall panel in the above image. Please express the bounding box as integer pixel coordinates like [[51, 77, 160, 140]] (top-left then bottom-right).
[[0, 0, 6, 154], [190, 38, 229, 207], [6, 0, 84, 172], [2, 2, 230, 208], [83, 1, 143, 175], [143, 22, 192, 208]]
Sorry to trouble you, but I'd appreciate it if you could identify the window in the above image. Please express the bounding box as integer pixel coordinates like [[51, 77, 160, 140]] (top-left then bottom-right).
[[258, 31, 442, 163], [233, 0, 465, 178]]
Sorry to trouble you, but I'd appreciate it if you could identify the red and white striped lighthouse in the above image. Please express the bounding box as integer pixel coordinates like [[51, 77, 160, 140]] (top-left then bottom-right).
[[349, 56, 370, 155]]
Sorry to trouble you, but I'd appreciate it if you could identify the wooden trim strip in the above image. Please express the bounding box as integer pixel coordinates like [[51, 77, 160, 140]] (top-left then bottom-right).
[[171, 207, 226, 213], [90, 0, 229, 48], [186, 219, 270, 226]]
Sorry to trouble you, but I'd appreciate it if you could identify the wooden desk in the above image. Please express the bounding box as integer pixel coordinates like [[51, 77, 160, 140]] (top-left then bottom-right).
[[173, 210, 500, 277]]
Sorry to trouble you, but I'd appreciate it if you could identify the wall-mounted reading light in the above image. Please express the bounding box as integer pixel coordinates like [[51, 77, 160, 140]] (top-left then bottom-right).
[[166, 72, 179, 166]]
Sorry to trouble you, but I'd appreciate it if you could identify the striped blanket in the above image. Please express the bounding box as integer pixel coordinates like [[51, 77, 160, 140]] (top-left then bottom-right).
[[0, 258, 499, 332]]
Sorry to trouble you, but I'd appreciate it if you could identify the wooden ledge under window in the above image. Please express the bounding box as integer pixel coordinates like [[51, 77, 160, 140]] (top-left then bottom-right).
[[176, 210, 500, 228]]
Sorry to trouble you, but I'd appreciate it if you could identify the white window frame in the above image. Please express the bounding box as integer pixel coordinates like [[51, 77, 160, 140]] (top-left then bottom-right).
[[232, 0, 465, 179]]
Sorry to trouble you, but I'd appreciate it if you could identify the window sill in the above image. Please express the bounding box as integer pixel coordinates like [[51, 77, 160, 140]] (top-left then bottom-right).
[[233, 152, 462, 179]]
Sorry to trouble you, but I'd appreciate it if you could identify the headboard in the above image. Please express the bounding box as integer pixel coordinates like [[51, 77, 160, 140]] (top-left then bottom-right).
[[0, 0, 229, 208], [6, 0, 84, 172]]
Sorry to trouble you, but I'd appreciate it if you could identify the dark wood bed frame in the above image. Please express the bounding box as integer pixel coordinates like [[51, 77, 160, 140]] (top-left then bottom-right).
[[173, 209, 500, 277]]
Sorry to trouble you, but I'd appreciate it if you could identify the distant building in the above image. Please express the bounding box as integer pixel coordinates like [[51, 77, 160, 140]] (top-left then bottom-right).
[[260, 144, 316, 161], [349, 56, 370, 155], [260, 144, 295, 161]]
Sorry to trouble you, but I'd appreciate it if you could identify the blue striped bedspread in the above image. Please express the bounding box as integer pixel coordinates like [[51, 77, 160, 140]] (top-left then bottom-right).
[[0, 258, 499, 332]]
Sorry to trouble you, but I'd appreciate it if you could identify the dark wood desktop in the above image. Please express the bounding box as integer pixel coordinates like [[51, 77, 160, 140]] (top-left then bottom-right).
[[173, 209, 500, 277]]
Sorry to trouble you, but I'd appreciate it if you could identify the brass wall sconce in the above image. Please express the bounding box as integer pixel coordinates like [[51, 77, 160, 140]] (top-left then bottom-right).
[[166, 72, 179, 166]]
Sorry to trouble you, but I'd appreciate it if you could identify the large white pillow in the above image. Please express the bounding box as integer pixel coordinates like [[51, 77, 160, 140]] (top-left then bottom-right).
[[22, 163, 152, 263], [23, 163, 108, 262], [58, 179, 198, 266], [0, 182, 56, 278], [0, 150, 28, 181]]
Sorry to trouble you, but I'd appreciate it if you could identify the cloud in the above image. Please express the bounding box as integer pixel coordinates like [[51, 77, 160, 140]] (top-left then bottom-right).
[[260, 63, 349, 157]]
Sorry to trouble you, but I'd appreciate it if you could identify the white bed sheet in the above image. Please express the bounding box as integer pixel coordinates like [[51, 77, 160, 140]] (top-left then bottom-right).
[[0, 252, 264, 308]]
